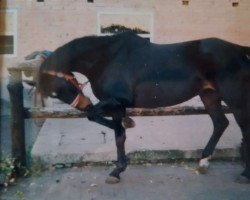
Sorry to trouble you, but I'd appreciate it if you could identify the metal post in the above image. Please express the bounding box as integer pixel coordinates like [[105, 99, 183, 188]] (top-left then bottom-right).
[[7, 69, 26, 166]]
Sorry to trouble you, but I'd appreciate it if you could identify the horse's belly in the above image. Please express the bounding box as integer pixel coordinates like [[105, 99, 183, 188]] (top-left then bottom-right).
[[133, 81, 198, 108]]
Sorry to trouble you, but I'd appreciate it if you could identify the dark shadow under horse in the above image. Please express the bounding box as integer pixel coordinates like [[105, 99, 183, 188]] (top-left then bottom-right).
[[38, 32, 250, 184]]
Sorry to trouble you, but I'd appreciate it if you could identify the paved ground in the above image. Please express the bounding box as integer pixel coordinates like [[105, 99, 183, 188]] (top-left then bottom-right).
[[1, 162, 250, 200]]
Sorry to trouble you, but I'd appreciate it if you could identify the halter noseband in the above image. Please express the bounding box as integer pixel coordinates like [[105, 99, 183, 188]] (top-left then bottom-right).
[[42, 70, 89, 108]]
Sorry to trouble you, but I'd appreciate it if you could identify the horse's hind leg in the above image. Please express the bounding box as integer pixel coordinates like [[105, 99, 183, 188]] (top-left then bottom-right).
[[224, 89, 250, 183], [230, 107, 250, 183], [198, 89, 229, 173], [238, 112, 250, 183]]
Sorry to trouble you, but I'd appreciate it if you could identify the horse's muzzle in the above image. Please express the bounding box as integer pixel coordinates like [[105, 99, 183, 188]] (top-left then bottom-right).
[[75, 94, 93, 111]]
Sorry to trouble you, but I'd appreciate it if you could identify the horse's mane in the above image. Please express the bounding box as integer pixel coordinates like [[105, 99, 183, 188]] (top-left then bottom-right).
[[38, 32, 148, 93], [40, 32, 148, 72]]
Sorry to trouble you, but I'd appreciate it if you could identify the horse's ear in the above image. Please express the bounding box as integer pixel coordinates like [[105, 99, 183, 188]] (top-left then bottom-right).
[[25, 51, 41, 60]]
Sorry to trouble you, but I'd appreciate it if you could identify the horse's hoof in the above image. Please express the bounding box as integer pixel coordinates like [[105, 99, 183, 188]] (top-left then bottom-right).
[[197, 157, 211, 174], [235, 176, 250, 184], [105, 176, 120, 184], [196, 166, 209, 174], [122, 117, 136, 129]]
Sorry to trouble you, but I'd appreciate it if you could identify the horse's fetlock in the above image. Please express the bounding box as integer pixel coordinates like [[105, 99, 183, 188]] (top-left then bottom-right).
[[117, 162, 127, 171], [118, 165, 127, 172]]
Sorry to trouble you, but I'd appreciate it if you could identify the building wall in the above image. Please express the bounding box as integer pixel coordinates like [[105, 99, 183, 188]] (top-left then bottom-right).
[[0, 0, 250, 99], [0, 1, 249, 151], [1, 0, 250, 68]]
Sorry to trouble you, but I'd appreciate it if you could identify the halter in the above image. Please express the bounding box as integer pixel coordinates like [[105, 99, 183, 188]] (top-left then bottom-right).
[[42, 70, 89, 108]]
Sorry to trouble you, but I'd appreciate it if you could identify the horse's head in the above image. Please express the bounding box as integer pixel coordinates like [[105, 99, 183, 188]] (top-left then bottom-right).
[[38, 70, 93, 111]]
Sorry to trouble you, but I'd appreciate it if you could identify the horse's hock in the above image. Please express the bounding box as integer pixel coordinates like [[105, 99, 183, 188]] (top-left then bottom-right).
[[7, 58, 239, 167]]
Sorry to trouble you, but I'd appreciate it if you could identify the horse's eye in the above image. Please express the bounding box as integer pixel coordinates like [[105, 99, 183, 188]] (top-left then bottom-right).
[[51, 92, 57, 97]]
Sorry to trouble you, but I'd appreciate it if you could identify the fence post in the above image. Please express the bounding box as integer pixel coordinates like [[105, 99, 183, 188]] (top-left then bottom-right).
[[7, 68, 26, 166]]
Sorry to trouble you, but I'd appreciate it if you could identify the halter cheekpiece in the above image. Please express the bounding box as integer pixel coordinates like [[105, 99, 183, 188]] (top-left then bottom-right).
[[42, 70, 89, 108]]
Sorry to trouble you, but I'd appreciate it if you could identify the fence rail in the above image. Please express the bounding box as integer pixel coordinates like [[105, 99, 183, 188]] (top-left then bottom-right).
[[24, 106, 231, 119]]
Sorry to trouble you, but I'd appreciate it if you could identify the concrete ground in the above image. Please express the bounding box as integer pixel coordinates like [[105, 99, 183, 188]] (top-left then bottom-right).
[[1, 162, 250, 200]]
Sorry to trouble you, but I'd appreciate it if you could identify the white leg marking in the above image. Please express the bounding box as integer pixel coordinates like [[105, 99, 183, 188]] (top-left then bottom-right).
[[199, 156, 212, 168]]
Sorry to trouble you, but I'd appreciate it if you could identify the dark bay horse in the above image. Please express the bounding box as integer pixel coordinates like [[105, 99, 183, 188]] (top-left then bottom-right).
[[38, 32, 250, 184]]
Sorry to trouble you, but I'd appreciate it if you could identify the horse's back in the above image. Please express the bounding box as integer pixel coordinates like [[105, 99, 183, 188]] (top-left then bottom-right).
[[126, 37, 249, 108], [87, 33, 249, 108]]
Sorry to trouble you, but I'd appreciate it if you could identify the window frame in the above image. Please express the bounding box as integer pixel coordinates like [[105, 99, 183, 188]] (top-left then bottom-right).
[[0, 9, 17, 57], [97, 9, 154, 42]]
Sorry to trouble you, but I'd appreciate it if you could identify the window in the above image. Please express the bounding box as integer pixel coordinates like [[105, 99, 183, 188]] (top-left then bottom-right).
[[0, 35, 14, 54], [232, 2, 239, 7], [0, 9, 17, 56], [97, 10, 154, 41], [182, 0, 189, 6]]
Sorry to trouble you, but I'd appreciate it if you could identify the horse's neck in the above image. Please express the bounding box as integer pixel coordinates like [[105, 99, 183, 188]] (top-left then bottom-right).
[[71, 37, 125, 80]]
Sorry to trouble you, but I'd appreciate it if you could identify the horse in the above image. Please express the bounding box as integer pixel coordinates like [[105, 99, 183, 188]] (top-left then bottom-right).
[[37, 32, 250, 184]]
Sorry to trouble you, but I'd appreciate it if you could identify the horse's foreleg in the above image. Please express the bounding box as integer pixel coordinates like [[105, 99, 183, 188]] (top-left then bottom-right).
[[198, 89, 229, 173], [86, 108, 115, 129], [85, 99, 128, 183], [106, 117, 127, 184], [85, 99, 124, 129]]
